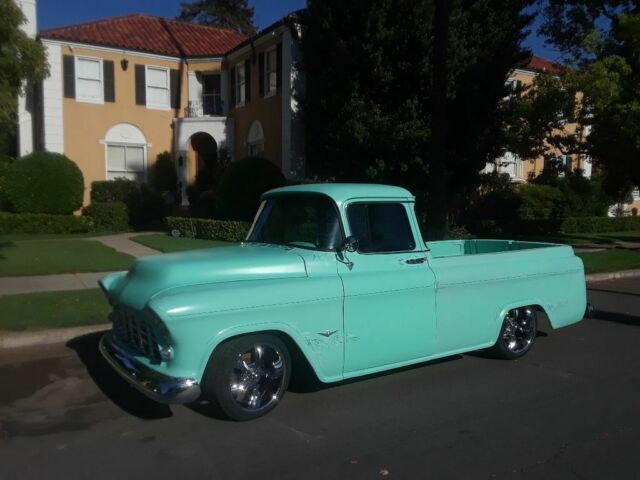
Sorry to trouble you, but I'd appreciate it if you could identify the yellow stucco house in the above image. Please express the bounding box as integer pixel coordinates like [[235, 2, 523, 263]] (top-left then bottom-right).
[[18, 4, 304, 205]]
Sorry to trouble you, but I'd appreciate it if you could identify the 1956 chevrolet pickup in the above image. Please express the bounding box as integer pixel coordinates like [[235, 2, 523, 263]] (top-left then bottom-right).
[[99, 184, 587, 420]]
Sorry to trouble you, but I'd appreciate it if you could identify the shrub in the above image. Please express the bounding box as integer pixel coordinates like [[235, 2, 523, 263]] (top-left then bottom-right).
[[560, 216, 640, 234], [0, 156, 14, 211], [216, 156, 286, 221], [0, 212, 90, 234], [516, 184, 564, 220], [82, 202, 129, 232], [166, 216, 251, 242], [5, 152, 84, 214], [152, 151, 178, 193], [90, 178, 166, 228]]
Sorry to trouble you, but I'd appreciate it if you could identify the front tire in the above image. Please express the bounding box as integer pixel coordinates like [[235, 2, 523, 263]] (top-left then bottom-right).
[[490, 307, 537, 359], [201, 334, 291, 421]]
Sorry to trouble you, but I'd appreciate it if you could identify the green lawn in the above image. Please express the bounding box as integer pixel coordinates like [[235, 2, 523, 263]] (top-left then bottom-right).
[[576, 249, 640, 274], [131, 234, 233, 253], [0, 239, 134, 276], [0, 289, 110, 331]]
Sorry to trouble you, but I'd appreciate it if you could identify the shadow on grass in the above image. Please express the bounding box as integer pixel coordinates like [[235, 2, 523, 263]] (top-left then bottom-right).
[[67, 331, 173, 420]]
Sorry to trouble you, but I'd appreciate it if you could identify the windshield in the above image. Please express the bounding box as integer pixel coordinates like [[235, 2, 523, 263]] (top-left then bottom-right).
[[247, 194, 343, 251]]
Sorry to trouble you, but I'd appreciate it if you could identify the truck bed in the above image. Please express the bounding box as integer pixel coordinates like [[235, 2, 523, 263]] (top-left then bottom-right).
[[427, 239, 556, 258]]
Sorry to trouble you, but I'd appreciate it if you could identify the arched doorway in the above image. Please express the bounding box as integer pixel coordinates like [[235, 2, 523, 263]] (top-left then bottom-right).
[[189, 132, 218, 191]]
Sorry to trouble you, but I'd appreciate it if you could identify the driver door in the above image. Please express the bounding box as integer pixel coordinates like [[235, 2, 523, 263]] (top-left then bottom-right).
[[338, 202, 437, 375]]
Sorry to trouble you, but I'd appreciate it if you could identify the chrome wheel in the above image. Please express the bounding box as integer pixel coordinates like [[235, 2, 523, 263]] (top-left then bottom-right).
[[229, 343, 286, 412], [501, 307, 536, 355]]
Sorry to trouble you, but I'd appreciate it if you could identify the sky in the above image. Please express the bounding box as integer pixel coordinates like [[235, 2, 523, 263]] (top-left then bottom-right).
[[36, 0, 561, 61]]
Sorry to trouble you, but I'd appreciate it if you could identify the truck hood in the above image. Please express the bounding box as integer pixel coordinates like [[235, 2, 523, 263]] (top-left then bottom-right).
[[100, 243, 307, 310]]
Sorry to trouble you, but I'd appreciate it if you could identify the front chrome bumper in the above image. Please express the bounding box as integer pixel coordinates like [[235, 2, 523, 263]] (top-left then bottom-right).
[[99, 333, 201, 404]]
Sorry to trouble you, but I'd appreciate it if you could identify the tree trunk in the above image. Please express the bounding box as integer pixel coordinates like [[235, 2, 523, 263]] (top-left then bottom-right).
[[424, 0, 449, 241]]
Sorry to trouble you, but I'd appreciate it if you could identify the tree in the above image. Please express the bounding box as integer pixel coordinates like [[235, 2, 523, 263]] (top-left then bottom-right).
[[526, 1, 640, 196], [302, 0, 534, 238], [177, 0, 256, 35], [0, 0, 47, 157]]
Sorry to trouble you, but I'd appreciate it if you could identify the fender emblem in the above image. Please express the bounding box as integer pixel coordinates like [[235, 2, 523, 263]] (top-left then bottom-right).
[[317, 330, 338, 338]]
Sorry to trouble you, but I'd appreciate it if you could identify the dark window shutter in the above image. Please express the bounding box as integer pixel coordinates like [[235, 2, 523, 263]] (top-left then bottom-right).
[[63, 55, 75, 99], [276, 42, 283, 91], [258, 52, 265, 97], [135, 64, 146, 106], [244, 59, 251, 102], [230, 66, 236, 107], [103, 60, 115, 102], [170, 69, 180, 109]]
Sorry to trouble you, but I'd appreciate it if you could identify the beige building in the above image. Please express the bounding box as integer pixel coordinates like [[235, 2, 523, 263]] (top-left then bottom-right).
[[20, 4, 304, 206]]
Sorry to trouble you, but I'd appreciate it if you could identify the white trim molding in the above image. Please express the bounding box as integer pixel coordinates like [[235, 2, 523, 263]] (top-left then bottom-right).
[[42, 42, 64, 153]]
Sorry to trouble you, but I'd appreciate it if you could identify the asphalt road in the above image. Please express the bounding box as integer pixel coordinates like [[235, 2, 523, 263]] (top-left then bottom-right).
[[1, 278, 639, 480]]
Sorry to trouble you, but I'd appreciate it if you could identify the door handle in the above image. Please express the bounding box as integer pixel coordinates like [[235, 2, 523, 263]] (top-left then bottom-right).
[[404, 257, 427, 265]]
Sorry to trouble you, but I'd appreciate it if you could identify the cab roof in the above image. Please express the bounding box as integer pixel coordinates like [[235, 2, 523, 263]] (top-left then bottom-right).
[[263, 183, 415, 205]]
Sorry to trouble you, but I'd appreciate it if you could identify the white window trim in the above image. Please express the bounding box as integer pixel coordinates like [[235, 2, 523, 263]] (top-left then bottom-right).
[[145, 65, 171, 111], [234, 63, 246, 108], [104, 142, 148, 182], [75, 55, 104, 104], [263, 46, 277, 98]]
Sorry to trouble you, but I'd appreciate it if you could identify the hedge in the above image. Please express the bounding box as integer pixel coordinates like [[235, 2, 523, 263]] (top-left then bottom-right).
[[165, 217, 251, 243], [470, 216, 640, 237], [5, 152, 84, 214], [0, 212, 90, 234], [82, 202, 129, 232], [90, 178, 165, 228]]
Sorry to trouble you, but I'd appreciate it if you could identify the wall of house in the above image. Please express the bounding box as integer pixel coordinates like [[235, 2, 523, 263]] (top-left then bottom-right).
[[228, 35, 283, 169], [53, 43, 187, 205]]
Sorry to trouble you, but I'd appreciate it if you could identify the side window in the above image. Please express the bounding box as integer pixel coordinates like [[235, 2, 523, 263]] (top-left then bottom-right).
[[347, 203, 416, 253]]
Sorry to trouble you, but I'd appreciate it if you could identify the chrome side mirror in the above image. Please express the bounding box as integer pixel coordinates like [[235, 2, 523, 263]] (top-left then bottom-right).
[[341, 236, 359, 253]]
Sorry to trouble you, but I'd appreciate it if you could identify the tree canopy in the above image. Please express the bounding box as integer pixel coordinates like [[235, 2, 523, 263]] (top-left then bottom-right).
[[511, 0, 640, 196], [302, 0, 534, 236], [0, 0, 47, 157], [177, 0, 256, 35]]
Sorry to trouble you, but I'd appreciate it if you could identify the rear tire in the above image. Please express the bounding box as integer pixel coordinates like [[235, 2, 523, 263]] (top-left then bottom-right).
[[490, 307, 537, 360], [201, 334, 291, 421]]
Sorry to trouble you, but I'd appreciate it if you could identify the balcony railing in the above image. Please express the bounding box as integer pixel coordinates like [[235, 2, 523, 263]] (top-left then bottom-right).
[[184, 94, 223, 118]]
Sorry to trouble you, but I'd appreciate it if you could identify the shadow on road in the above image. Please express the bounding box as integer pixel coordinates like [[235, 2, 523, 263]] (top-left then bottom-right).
[[66, 332, 173, 420], [588, 288, 640, 297], [595, 310, 640, 327]]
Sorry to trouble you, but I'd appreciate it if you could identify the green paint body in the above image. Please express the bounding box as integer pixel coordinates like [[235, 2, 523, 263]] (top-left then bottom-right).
[[100, 184, 586, 384]]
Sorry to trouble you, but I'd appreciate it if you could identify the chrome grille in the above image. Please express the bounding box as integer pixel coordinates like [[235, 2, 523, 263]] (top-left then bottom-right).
[[112, 309, 161, 363]]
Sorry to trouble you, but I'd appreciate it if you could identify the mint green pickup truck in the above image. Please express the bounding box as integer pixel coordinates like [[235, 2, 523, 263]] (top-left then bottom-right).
[[99, 184, 587, 420]]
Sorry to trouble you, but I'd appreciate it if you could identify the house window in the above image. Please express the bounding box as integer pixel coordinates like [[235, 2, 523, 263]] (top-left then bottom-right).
[[264, 48, 277, 96], [106, 144, 146, 181], [75, 57, 103, 103], [146, 66, 170, 109], [235, 63, 246, 106], [247, 120, 265, 156]]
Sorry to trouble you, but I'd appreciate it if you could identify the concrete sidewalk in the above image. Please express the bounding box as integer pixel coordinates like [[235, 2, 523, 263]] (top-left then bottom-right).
[[0, 271, 121, 296], [89, 232, 161, 258]]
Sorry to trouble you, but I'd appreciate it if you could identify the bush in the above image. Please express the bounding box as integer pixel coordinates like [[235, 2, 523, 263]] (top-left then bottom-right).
[[516, 184, 564, 220], [0, 212, 90, 234], [82, 202, 129, 232], [166, 216, 251, 242], [5, 152, 84, 214], [190, 190, 217, 219], [90, 178, 166, 228], [216, 156, 286, 221], [560, 216, 640, 234], [0, 156, 14, 211], [152, 151, 178, 193]]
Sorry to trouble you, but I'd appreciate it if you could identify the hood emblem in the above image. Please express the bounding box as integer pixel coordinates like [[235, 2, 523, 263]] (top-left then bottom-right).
[[318, 330, 338, 338]]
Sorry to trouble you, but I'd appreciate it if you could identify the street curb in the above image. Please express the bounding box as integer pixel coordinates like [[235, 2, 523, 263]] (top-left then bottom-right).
[[0, 324, 109, 350], [586, 269, 640, 283]]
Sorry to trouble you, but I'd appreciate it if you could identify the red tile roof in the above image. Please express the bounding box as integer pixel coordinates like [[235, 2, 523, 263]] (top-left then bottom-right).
[[522, 55, 563, 74], [39, 14, 248, 58]]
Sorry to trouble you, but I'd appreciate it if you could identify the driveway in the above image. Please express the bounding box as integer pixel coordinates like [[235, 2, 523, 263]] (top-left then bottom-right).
[[0, 278, 638, 479]]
